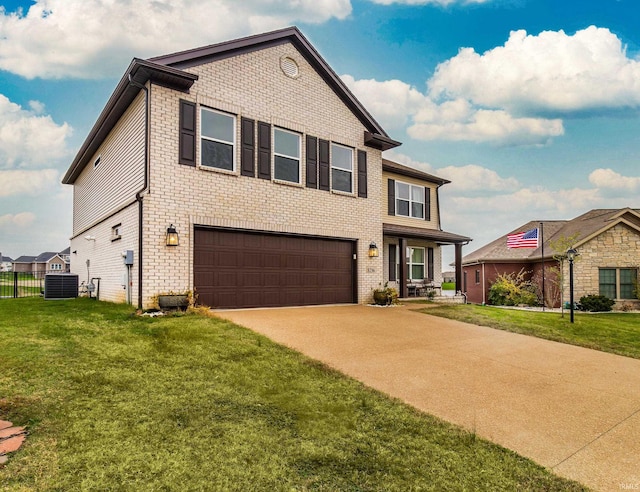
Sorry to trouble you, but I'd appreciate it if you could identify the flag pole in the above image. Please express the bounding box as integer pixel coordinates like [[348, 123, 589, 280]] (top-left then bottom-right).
[[540, 221, 545, 311]]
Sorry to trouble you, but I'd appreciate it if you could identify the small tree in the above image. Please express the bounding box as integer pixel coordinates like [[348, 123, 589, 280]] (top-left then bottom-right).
[[548, 233, 581, 314], [488, 269, 538, 306]]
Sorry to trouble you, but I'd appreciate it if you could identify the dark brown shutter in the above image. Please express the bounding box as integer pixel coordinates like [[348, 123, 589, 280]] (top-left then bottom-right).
[[388, 179, 395, 215], [318, 139, 330, 191], [389, 244, 397, 281], [357, 150, 367, 198], [241, 117, 255, 177], [257, 122, 271, 180], [179, 100, 196, 166], [427, 247, 434, 281], [425, 186, 431, 221], [306, 135, 318, 189]]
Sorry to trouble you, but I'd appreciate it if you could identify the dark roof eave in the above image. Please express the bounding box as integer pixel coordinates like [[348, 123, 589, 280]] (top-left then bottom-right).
[[364, 132, 401, 151], [62, 59, 198, 184], [382, 159, 450, 185], [383, 223, 471, 245]]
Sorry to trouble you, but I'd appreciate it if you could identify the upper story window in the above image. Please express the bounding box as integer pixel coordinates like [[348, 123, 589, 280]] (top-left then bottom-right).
[[331, 143, 353, 193], [201, 107, 235, 171], [396, 181, 424, 219], [274, 128, 301, 183]]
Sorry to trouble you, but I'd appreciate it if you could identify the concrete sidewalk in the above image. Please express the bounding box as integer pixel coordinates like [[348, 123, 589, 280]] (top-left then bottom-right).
[[215, 304, 640, 491]]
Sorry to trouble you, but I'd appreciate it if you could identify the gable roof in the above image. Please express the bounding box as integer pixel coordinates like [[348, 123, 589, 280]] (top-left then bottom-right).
[[382, 159, 450, 186], [0, 255, 13, 262], [35, 252, 64, 263], [462, 208, 640, 265], [63, 27, 400, 185]]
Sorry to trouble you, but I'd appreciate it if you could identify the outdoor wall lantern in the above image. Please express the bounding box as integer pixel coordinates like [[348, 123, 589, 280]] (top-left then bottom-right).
[[166, 224, 179, 247], [566, 248, 578, 323], [368, 242, 379, 258]]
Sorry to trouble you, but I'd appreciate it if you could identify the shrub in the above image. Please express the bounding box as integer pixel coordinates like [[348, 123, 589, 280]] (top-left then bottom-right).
[[372, 284, 399, 305], [488, 270, 539, 307], [578, 294, 615, 312]]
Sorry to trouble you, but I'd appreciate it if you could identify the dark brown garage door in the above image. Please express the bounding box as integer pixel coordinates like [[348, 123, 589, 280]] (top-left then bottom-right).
[[194, 228, 356, 309]]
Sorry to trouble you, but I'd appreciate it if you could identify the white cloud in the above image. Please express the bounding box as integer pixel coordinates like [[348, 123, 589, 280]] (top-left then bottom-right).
[[0, 0, 352, 79], [588, 168, 640, 192], [344, 76, 563, 144], [0, 169, 59, 197], [342, 75, 427, 130], [0, 95, 71, 168], [0, 212, 36, 228], [429, 26, 640, 113]]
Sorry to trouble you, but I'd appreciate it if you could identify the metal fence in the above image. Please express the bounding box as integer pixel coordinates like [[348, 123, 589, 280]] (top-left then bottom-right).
[[0, 271, 49, 299]]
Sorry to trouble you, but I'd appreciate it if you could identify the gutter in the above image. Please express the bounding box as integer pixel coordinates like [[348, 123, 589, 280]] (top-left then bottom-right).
[[128, 75, 150, 309]]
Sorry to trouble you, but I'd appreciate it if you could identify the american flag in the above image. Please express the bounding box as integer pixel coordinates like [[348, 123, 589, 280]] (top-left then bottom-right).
[[507, 228, 539, 248]]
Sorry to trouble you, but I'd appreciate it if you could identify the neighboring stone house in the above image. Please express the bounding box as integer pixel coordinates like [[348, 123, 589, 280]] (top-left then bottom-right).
[[461, 208, 640, 309], [62, 27, 470, 309]]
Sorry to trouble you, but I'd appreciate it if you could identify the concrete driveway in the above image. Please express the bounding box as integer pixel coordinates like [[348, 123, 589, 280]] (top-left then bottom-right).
[[214, 304, 640, 491]]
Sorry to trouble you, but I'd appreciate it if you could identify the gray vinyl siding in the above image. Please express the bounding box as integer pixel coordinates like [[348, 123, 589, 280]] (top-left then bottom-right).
[[72, 92, 146, 235]]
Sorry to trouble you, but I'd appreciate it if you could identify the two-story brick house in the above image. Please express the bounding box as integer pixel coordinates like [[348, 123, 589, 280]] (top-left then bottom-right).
[[63, 27, 470, 309]]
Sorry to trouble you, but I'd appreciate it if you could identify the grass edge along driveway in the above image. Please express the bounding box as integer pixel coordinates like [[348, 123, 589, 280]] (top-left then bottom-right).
[[417, 303, 640, 360], [1, 298, 585, 491]]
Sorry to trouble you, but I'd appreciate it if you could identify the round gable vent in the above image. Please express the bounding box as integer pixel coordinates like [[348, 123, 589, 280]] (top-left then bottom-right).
[[280, 57, 299, 78]]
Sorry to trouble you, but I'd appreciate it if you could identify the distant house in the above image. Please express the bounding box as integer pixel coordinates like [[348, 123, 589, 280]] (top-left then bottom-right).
[[461, 208, 640, 309], [12, 250, 70, 278], [0, 255, 13, 272]]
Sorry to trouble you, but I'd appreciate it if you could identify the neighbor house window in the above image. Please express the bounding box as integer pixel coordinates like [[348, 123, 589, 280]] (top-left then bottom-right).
[[395, 181, 424, 219], [407, 247, 425, 281], [331, 143, 353, 193], [599, 267, 638, 299], [200, 107, 235, 171], [274, 128, 301, 183], [50, 263, 62, 271]]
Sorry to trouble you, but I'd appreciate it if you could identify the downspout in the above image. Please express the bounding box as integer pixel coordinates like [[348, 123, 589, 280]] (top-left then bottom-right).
[[482, 262, 486, 305], [128, 74, 150, 309]]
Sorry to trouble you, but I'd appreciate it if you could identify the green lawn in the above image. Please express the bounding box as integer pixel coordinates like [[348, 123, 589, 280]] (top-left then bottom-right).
[[0, 298, 585, 491], [441, 282, 455, 291], [419, 303, 640, 359]]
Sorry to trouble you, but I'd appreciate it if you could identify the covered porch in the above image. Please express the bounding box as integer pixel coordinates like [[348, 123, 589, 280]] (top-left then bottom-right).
[[382, 223, 471, 299]]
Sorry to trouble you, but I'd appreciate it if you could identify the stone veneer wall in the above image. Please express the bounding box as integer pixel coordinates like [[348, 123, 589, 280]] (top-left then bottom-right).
[[563, 223, 640, 307], [141, 42, 385, 308]]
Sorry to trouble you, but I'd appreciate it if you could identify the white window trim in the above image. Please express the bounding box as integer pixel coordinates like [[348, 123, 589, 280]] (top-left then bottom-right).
[[395, 181, 425, 219], [330, 142, 354, 194], [199, 106, 236, 172], [273, 127, 302, 184], [407, 246, 426, 281]]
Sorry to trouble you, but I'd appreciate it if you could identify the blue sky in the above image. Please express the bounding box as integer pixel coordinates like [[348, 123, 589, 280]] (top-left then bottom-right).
[[1, 0, 639, 267]]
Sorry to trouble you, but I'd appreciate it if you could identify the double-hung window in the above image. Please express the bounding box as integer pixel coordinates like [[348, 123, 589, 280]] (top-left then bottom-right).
[[200, 107, 235, 171], [408, 247, 425, 281], [331, 143, 353, 193], [274, 128, 301, 183], [395, 182, 424, 219]]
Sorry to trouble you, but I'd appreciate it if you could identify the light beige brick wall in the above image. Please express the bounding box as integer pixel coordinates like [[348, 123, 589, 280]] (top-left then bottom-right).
[[382, 171, 440, 230], [562, 223, 640, 306], [70, 204, 139, 304], [141, 42, 385, 307]]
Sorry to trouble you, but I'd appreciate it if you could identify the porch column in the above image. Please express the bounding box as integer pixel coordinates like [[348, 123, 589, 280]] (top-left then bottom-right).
[[454, 243, 463, 293], [399, 237, 408, 298]]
